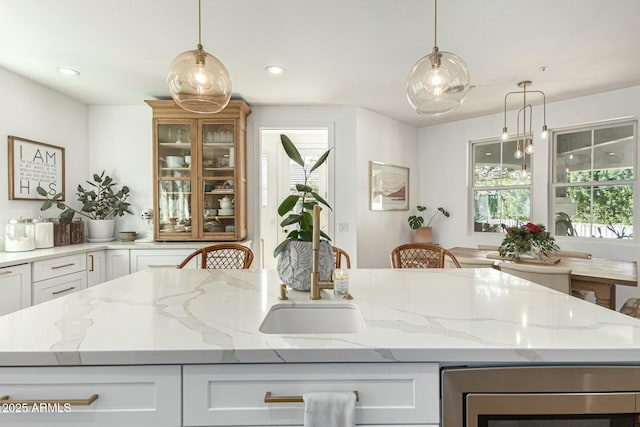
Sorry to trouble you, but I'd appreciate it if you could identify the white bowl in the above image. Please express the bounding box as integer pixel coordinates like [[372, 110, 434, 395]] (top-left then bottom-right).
[[166, 156, 183, 168]]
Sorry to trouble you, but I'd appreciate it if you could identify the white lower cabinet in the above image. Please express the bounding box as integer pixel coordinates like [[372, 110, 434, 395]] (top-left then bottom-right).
[[32, 270, 88, 305], [106, 249, 130, 281], [0, 264, 31, 316], [87, 250, 106, 287], [32, 254, 89, 305], [130, 249, 199, 272], [0, 365, 181, 427], [182, 363, 440, 426]]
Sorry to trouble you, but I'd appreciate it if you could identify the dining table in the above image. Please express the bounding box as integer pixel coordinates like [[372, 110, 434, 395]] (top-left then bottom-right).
[[448, 247, 638, 310]]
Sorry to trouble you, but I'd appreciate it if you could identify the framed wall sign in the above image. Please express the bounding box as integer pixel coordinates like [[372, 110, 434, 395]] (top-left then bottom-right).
[[369, 161, 409, 211], [8, 135, 65, 201]]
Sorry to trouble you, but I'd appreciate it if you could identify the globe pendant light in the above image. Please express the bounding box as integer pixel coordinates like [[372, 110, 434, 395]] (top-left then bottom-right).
[[167, 0, 231, 114], [406, 0, 470, 115]]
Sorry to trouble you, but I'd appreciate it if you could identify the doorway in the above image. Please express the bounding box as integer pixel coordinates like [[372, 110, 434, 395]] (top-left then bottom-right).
[[259, 128, 331, 268]]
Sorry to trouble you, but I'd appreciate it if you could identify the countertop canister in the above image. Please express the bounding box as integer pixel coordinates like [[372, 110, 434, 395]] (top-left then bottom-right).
[[32, 218, 54, 249], [5, 219, 36, 252]]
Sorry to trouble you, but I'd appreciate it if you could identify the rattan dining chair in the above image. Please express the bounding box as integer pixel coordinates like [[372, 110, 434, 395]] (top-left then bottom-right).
[[332, 246, 351, 269], [177, 244, 254, 269], [391, 243, 461, 269], [500, 263, 572, 294]]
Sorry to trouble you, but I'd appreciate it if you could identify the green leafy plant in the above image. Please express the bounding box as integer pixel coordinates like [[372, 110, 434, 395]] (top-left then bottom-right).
[[408, 205, 450, 230], [498, 222, 560, 262], [273, 134, 332, 257], [37, 171, 133, 224]]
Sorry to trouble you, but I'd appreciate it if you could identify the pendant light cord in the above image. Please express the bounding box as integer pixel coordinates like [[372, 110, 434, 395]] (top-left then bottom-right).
[[197, 0, 203, 49], [433, 0, 438, 47]]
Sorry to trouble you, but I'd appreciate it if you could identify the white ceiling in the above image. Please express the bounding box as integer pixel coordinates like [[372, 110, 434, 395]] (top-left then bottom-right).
[[2, 0, 640, 127]]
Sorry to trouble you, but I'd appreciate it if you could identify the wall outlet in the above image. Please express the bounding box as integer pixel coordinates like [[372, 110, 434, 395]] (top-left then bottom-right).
[[338, 222, 349, 232]]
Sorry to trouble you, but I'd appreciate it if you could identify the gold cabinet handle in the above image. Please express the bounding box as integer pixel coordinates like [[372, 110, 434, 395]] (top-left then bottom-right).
[[51, 263, 75, 270], [0, 270, 13, 276], [52, 286, 76, 295], [0, 393, 98, 406], [264, 391, 359, 403], [89, 255, 95, 272]]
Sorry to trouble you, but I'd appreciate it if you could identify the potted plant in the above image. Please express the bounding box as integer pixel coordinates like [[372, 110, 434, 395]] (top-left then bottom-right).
[[37, 171, 133, 241], [274, 134, 333, 291], [408, 205, 450, 243], [498, 222, 560, 262]]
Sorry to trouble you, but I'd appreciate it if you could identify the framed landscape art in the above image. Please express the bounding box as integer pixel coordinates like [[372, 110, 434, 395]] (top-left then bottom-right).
[[369, 161, 409, 211]]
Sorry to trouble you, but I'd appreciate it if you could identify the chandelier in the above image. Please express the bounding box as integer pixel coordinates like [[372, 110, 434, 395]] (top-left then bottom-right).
[[406, 0, 470, 115], [501, 80, 548, 159], [167, 0, 231, 114]]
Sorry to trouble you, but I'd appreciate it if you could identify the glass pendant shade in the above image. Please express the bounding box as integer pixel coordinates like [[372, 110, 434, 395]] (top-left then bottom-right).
[[406, 48, 470, 115], [168, 46, 232, 114]]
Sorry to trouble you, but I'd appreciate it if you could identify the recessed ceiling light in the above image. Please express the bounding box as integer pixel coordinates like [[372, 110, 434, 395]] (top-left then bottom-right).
[[485, 152, 492, 156], [265, 65, 286, 75], [608, 152, 616, 156], [58, 66, 80, 77]]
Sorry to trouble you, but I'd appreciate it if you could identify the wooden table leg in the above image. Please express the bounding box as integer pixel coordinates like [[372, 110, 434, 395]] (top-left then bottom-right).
[[571, 279, 616, 310]]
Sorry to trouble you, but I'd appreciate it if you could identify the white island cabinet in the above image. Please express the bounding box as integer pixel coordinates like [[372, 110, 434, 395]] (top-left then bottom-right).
[[2, 268, 640, 427], [183, 363, 439, 426], [0, 365, 181, 427]]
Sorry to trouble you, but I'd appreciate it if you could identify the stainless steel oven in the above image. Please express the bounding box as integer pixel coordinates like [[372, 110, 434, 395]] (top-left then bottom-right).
[[442, 366, 640, 427]]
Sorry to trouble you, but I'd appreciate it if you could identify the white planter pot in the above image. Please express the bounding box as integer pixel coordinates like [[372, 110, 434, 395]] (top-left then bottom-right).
[[87, 219, 115, 241], [276, 240, 333, 291]]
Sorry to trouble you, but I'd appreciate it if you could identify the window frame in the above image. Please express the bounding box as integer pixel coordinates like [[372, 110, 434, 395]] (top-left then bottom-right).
[[549, 118, 638, 241], [469, 137, 534, 234]]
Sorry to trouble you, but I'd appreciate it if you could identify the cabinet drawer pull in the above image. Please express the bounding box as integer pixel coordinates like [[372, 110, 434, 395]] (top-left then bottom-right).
[[0, 393, 98, 406], [264, 391, 359, 403], [51, 263, 75, 270], [0, 270, 13, 276], [89, 255, 95, 272], [51, 286, 76, 295]]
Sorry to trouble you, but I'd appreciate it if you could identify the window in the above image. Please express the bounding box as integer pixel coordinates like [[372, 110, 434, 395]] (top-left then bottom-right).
[[471, 139, 532, 233], [552, 120, 637, 239]]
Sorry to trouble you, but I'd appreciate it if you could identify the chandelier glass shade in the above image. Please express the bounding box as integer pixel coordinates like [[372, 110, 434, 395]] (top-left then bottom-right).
[[167, 0, 231, 114], [406, 0, 470, 115], [501, 80, 548, 160]]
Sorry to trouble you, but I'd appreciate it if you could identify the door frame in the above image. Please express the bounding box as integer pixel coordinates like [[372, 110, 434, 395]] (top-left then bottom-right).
[[252, 122, 336, 268]]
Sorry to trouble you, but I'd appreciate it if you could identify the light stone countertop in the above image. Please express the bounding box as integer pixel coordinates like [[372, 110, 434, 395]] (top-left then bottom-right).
[[1, 267, 640, 366], [0, 241, 250, 268]]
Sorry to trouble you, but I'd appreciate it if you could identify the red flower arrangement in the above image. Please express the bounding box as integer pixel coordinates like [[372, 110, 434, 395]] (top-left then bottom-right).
[[498, 222, 559, 262]]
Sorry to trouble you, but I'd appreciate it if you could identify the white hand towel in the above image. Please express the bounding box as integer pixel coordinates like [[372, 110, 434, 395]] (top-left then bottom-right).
[[303, 391, 356, 427]]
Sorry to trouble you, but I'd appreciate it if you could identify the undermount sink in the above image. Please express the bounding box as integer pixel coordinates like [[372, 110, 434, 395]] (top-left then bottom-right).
[[259, 303, 366, 334]]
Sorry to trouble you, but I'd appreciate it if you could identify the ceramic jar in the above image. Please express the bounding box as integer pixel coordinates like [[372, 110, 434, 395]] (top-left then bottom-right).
[[5, 219, 36, 252]]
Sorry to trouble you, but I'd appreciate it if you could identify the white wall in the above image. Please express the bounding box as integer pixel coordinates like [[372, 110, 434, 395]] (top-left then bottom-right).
[[418, 85, 640, 308], [355, 107, 418, 267], [0, 67, 89, 251], [88, 105, 152, 235]]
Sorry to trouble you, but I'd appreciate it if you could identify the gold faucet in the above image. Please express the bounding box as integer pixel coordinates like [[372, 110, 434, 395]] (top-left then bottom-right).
[[310, 205, 334, 300]]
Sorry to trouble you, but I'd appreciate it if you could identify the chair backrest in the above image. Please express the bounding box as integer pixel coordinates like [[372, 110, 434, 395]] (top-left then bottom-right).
[[177, 244, 254, 269], [477, 244, 500, 251], [555, 250, 592, 259], [500, 263, 571, 294], [332, 246, 351, 269], [391, 243, 461, 269], [456, 257, 497, 269]]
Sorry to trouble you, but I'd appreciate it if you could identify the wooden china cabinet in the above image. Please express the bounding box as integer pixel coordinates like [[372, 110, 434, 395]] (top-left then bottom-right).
[[145, 100, 251, 241]]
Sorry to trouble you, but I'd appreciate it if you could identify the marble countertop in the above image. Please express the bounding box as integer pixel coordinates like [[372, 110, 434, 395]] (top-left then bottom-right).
[[1, 267, 640, 366], [0, 241, 249, 268]]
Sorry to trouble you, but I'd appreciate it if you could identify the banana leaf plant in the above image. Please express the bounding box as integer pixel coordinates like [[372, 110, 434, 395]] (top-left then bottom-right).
[[273, 134, 333, 257]]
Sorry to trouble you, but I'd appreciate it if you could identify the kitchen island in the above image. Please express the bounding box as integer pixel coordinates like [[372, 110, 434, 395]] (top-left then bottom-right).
[[1, 267, 640, 426]]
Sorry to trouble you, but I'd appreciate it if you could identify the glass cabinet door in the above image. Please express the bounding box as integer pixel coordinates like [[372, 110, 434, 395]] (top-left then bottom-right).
[[157, 122, 194, 237], [202, 122, 236, 236]]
